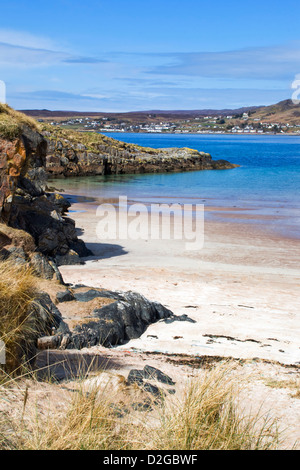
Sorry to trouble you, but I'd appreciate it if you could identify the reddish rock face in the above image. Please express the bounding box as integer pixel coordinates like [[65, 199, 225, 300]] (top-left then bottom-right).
[[0, 125, 92, 275], [0, 137, 27, 222]]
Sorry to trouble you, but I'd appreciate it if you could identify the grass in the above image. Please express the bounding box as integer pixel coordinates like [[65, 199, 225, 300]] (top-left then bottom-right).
[[0, 104, 38, 140], [0, 260, 41, 376], [0, 363, 282, 450], [264, 378, 300, 398], [151, 365, 280, 450], [40, 122, 163, 155]]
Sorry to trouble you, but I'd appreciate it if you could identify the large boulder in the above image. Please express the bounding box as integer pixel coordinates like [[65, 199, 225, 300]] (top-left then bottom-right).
[[66, 289, 174, 348], [38, 287, 175, 350]]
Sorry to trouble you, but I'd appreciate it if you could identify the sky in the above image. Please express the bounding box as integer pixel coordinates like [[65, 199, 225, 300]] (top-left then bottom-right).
[[0, 0, 300, 111]]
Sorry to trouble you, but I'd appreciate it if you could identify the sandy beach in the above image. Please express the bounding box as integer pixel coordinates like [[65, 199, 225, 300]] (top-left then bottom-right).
[[58, 191, 300, 366], [43, 189, 298, 448]]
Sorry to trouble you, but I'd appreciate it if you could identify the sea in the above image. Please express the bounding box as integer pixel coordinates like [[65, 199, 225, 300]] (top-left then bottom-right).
[[50, 133, 300, 240]]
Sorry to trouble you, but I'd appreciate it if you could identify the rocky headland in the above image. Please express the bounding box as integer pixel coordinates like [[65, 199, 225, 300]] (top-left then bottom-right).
[[0, 105, 238, 278], [42, 124, 238, 177]]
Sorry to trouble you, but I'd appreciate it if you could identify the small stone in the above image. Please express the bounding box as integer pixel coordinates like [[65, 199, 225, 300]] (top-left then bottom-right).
[[37, 335, 61, 350], [56, 289, 75, 303]]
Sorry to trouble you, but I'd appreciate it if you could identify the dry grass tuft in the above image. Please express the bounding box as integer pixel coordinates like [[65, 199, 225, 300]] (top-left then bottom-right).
[[151, 364, 280, 450], [0, 104, 38, 140], [0, 364, 281, 450], [0, 260, 40, 376]]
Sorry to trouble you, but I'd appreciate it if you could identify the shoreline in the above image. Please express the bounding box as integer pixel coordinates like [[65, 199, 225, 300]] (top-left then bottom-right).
[[60, 187, 300, 243], [56, 187, 300, 366], [101, 131, 300, 136]]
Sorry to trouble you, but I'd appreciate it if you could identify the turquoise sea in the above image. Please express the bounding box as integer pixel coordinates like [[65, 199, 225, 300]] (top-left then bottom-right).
[[52, 133, 300, 239]]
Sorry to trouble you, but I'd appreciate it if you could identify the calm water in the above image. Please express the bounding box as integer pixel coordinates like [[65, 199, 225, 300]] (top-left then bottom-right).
[[51, 133, 300, 239]]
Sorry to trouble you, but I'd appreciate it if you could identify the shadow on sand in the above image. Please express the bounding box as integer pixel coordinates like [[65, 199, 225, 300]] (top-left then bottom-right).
[[35, 350, 125, 382], [83, 242, 128, 260]]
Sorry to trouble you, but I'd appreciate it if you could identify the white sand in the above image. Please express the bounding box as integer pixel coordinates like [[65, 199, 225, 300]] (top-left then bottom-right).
[[59, 195, 300, 366]]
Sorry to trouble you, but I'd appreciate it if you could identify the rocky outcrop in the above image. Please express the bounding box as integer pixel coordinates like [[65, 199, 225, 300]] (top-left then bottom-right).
[[0, 124, 92, 277], [42, 126, 238, 177], [39, 286, 175, 350], [0, 136, 27, 223]]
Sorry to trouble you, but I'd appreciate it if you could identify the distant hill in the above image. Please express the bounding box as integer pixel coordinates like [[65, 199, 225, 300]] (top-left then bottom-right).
[[19, 99, 300, 130], [19, 105, 262, 122], [249, 99, 300, 124]]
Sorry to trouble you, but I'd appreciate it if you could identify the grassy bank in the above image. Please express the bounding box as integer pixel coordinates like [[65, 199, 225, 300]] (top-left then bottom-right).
[[0, 104, 38, 140]]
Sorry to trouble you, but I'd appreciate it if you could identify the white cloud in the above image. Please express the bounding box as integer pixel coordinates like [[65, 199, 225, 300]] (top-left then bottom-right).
[[147, 43, 300, 80], [0, 42, 67, 67], [0, 29, 105, 67], [0, 29, 57, 50]]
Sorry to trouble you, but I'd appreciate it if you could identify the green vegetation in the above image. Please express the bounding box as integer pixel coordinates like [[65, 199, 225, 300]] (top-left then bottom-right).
[[40, 123, 161, 154], [0, 104, 38, 140]]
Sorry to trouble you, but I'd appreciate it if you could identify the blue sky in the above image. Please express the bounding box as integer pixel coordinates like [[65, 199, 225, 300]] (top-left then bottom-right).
[[0, 0, 299, 111]]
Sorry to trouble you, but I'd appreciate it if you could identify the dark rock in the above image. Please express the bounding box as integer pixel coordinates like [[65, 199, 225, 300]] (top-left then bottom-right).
[[90, 305, 126, 347], [56, 289, 75, 303], [51, 288, 174, 348], [69, 239, 93, 257], [4, 246, 28, 265], [109, 404, 129, 419], [47, 259, 65, 284], [73, 289, 121, 303], [51, 288, 174, 350], [127, 369, 145, 385], [127, 366, 175, 390], [132, 401, 153, 412], [164, 314, 196, 324], [143, 365, 176, 386], [0, 124, 92, 268], [56, 249, 82, 266], [47, 192, 71, 213], [34, 292, 70, 335], [30, 252, 56, 280], [142, 382, 165, 398]]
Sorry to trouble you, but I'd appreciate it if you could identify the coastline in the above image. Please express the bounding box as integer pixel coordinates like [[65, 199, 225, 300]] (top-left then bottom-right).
[[1, 114, 299, 449], [101, 131, 300, 136]]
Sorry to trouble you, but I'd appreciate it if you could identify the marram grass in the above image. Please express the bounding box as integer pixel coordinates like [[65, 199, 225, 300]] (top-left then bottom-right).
[[0, 260, 39, 376], [0, 364, 281, 450]]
